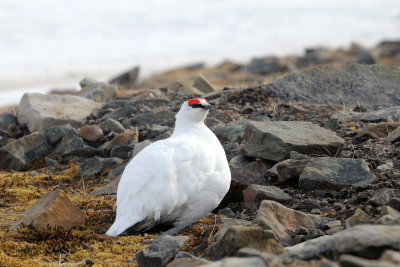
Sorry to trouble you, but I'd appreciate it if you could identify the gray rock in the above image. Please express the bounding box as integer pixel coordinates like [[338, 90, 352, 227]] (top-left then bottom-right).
[[109, 66, 139, 87], [297, 47, 333, 67], [132, 110, 175, 127], [130, 140, 152, 159], [299, 157, 376, 191], [243, 184, 292, 208], [269, 159, 309, 183], [377, 40, 400, 58], [198, 257, 266, 267], [0, 112, 18, 132], [54, 132, 97, 157], [81, 258, 95, 266], [229, 155, 269, 186], [44, 157, 59, 167], [100, 118, 125, 134], [80, 82, 118, 102], [167, 257, 210, 267], [340, 254, 398, 267], [78, 124, 104, 142], [377, 162, 394, 172], [91, 175, 121, 196], [216, 218, 253, 243], [102, 99, 170, 110], [214, 119, 248, 142], [286, 225, 400, 260], [101, 106, 136, 121], [79, 77, 99, 88], [193, 74, 217, 94], [17, 93, 98, 132], [0, 132, 50, 171], [208, 226, 285, 260], [385, 126, 400, 143], [323, 118, 340, 130], [367, 189, 396, 206], [262, 64, 400, 109], [135, 235, 189, 267], [354, 50, 379, 65], [345, 208, 373, 228], [79, 157, 122, 178], [257, 200, 330, 246], [217, 207, 235, 218], [110, 144, 133, 159], [106, 163, 127, 179], [335, 107, 400, 123], [44, 124, 77, 145], [241, 121, 344, 162], [247, 56, 288, 75]]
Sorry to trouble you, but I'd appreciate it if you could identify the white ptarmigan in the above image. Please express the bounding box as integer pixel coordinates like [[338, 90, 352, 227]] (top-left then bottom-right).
[[106, 98, 231, 236]]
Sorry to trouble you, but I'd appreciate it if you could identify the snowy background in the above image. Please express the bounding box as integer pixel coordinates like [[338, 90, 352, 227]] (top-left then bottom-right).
[[0, 0, 399, 106]]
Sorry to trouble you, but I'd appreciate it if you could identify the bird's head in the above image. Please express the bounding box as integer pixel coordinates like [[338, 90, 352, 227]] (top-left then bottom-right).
[[175, 98, 213, 124]]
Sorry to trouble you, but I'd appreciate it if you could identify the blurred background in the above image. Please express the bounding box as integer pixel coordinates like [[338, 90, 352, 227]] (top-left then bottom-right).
[[0, 0, 399, 106]]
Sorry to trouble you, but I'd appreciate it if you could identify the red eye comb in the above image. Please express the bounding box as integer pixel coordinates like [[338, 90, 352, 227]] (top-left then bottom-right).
[[188, 99, 201, 105]]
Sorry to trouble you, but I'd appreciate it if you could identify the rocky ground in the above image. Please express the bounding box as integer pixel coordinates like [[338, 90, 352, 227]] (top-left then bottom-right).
[[1, 41, 400, 266]]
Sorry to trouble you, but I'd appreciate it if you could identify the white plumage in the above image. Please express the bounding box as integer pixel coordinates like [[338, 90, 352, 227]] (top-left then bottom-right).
[[106, 98, 231, 236]]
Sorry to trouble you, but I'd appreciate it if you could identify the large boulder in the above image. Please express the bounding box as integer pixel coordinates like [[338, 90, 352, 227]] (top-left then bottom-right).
[[299, 157, 376, 191], [0, 132, 50, 171], [12, 189, 86, 230], [262, 64, 400, 109], [241, 121, 344, 162], [17, 93, 98, 132]]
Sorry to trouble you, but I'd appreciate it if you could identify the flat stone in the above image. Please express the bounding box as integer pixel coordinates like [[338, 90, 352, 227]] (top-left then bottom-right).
[[12, 189, 86, 230], [132, 110, 175, 127], [299, 157, 376, 191], [79, 157, 122, 178], [101, 106, 136, 121], [241, 121, 344, 162], [166, 257, 210, 267], [216, 218, 253, 243], [262, 64, 400, 109], [213, 119, 249, 142], [335, 107, 400, 123], [110, 144, 133, 159], [44, 124, 77, 145], [345, 208, 373, 228], [257, 200, 330, 246], [269, 159, 309, 183], [197, 257, 266, 267], [78, 124, 104, 142], [100, 118, 125, 134], [243, 184, 292, 208], [367, 189, 396, 206], [356, 122, 400, 139], [17, 93, 98, 132], [193, 74, 217, 94], [135, 235, 189, 267], [339, 254, 399, 267], [0, 132, 50, 171], [286, 225, 400, 260]]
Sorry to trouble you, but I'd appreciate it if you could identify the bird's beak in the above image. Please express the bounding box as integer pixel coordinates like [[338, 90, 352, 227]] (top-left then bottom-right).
[[204, 104, 213, 110]]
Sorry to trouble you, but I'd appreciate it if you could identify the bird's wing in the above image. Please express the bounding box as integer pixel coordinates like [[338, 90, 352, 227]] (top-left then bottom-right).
[[110, 136, 214, 234]]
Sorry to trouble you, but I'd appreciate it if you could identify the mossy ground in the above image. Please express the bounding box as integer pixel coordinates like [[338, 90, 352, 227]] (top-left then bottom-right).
[[0, 161, 158, 266]]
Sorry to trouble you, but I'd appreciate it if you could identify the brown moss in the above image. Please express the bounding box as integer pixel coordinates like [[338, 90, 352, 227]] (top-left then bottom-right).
[[181, 214, 223, 256]]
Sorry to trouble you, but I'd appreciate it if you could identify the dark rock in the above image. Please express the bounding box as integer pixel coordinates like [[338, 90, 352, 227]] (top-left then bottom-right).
[[286, 225, 400, 260], [135, 235, 189, 267], [132, 110, 175, 127], [257, 200, 330, 246], [241, 121, 344, 162], [297, 47, 333, 67], [17, 93, 98, 132], [54, 132, 97, 157], [208, 226, 285, 260], [102, 99, 170, 110], [388, 198, 400, 212], [130, 140, 152, 159], [214, 119, 248, 142], [110, 144, 133, 159], [0, 112, 18, 133], [268, 159, 309, 183], [12, 189, 86, 230], [78, 124, 104, 142], [353, 105, 368, 112], [44, 157, 59, 167], [229, 155, 269, 186], [44, 124, 77, 145], [81, 258, 95, 266], [106, 163, 127, 179], [0, 132, 50, 171], [262, 64, 400, 109], [335, 107, 400, 123], [216, 218, 253, 242], [80, 82, 118, 102], [299, 157, 376, 191], [100, 118, 125, 134], [367, 189, 396, 206], [109, 66, 139, 87], [345, 208, 373, 228], [247, 56, 288, 75], [79, 157, 122, 178], [217, 207, 235, 218], [354, 50, 379, 65], [101, 106, 136, 121], [243, 184, 292, 208], [324, 118, 340, 129]]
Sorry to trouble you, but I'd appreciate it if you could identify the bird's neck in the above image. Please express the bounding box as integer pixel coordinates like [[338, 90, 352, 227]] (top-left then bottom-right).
[[172, 119, 208, 136]]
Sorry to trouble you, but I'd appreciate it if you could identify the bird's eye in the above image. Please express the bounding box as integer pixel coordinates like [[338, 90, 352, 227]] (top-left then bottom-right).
[[190, 103, 204, 108]]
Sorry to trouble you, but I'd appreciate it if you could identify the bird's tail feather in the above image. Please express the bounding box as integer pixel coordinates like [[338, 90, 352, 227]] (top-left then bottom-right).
[[106, 220, 136, 237]]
